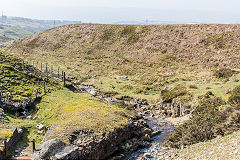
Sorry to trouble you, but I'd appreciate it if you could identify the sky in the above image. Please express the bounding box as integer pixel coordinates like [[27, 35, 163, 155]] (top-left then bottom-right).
[[1, 0, 240, 23]]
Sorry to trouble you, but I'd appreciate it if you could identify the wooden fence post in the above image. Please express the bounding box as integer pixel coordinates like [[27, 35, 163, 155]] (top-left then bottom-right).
[[35, 89, 38, 98], [44, 81, 46, 94], [46, 63, 48, 73], [58, 67, 60, 78], [22, 60, 24, 71], [63, 72, 66, 86], [32, 139, 36, 152], [62, 71, 64, 81], [4, 139, 7, 158], [51, 66, 53, 77]]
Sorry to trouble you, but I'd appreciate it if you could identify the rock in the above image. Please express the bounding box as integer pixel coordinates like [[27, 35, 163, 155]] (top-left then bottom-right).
[[55, 146, 79, 160], [116, 75, 128, 79], [125, 143, 132, 150], [144, 152, 153, 158], [76, 85, 88, 91], [38, 130, 44, 135], [32, 139, 66, 160], [143, 128, 152, 135], [85, 88, 97, 96], [32, 139, 79, 160], [26, 115, 32, 119], [36, 123, 45, 130], [151, 130, 162, 137], [143, 134, 152, 142], [167, 72, 173, 76]]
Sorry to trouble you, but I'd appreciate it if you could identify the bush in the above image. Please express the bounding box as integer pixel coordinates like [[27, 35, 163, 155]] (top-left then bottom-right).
[[228, 85, 240, 105], [188, 84, 198, 89], [214, 68, 238, 79], [121, 26, 136, 36], [100, 29, 114, 41], [165, 88, 240, 148], [165, 96, 225, 148], [161, 85, 188, 103]]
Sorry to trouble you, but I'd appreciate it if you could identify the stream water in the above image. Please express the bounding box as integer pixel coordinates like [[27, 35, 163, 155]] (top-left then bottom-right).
[[123, 116, 175, 160]]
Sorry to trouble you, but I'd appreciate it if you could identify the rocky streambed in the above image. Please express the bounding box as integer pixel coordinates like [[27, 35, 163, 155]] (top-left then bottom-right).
[[75, 83, 177, 160], [120, 116, 175, 160]]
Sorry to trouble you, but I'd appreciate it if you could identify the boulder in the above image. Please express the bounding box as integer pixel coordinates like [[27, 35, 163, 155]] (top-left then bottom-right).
[[142, 128, 152, 135], [143, 134, 152, 142], [32, 139, 66, 160], [54, 146, 79, 160], [116, 75, 128, 79], [144, 152, 153, 158], [36, 123, 45, 130]]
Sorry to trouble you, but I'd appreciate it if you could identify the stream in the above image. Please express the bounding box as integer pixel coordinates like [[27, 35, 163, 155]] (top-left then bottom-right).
[[76, 84, 176, 160], [123, 116, 175, 160]]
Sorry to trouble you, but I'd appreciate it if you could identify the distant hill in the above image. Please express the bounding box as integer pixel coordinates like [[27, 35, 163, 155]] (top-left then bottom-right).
[[0, 24, 32, 42], [0, 16, 81, 42]]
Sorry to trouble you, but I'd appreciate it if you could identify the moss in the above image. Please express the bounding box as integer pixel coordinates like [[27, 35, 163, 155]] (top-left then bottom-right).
[[35, 88, 130, 144], [0, 129, 13, 140]]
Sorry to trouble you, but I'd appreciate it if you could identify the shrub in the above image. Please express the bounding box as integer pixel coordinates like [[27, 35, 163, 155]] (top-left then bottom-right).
[[213, 68, 238, 79], [165, 88, 240, 148], [188, 84, 198, 89], [127, 34, 140, 44], [228, 85, 240, 105], [161, 85, 188, 103], [121, 26, 136, 36], [165, 97, 225, 148], [100, 29, 114, 41]]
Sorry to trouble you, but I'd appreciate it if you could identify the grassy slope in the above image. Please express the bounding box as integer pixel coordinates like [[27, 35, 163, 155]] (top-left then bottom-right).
[[0, 49, 130, 154], [0, 49, 58, 101], [9, 24, 240, 104], [7, 88, 130, 153], [168, 131, 240, 159]]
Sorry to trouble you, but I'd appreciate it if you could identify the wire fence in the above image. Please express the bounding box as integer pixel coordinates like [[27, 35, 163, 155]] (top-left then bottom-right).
[[0, 60, 67, 117]]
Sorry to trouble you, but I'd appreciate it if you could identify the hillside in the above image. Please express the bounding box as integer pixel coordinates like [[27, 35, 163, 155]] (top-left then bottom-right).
[[9, 24, 240, 103], [7, 24, 240, 159], [166, 130, 240, 159], [0, 50, 133, 158], [0, 49, 57, 102]]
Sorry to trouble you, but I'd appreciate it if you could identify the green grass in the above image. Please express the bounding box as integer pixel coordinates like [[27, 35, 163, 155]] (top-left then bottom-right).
[[2, 88, 131, 152], [0, 49, 59, 100]]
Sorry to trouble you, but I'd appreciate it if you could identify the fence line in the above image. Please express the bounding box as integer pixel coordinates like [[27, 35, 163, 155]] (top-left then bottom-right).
[[0, 60, 67, 115]]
